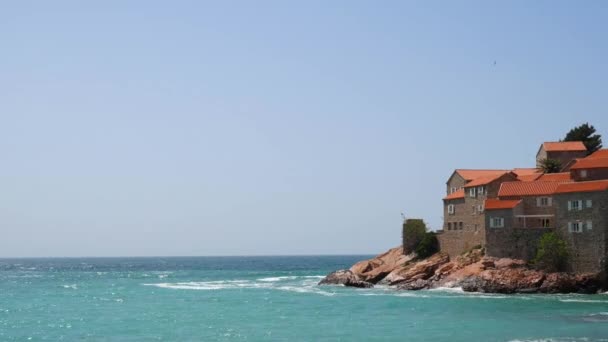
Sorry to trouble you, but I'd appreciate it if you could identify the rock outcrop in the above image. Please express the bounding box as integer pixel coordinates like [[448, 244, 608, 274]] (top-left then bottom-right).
[[318, 245, 603, 294], [318, 269, 374, 288]]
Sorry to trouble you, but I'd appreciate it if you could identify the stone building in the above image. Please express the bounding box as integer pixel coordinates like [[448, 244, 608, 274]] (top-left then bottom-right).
[[535, 141, 587, 170], [438, 142, 608, 275]]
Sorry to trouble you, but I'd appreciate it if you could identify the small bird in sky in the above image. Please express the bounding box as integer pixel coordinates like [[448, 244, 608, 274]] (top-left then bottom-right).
[[493, 60, 497, 66]]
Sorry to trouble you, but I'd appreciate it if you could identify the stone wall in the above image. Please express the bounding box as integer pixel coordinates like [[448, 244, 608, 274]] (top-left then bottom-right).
[[554, 191, 608, 274], [486, 224, 551, 261], [486, 205, 544, 260], [437, 229, 483, 259], [571, 168, 608, 182], [537, 149, 587, 169]]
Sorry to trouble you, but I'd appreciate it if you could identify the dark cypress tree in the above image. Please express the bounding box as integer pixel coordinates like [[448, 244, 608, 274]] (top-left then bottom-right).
[[563, 123, 603, 154]]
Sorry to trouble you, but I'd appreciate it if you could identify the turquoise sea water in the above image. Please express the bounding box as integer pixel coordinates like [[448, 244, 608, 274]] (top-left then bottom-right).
[[1, 256, 608, 341]]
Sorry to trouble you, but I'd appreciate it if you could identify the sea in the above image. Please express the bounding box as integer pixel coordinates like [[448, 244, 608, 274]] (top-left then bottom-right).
[[1, 256, 608, 341]]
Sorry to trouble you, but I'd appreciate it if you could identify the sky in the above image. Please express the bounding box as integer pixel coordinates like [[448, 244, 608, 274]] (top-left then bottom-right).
[[1, 1, 607, 257]]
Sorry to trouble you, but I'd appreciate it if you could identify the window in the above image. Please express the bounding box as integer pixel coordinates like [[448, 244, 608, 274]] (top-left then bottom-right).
[[568, 222, 582, 233], [537, 197, 552, 207], [477, 186, 484, 196], [474, 224, 479, 232], [469, 187, 476, 198], [585, 220, 593, 231], [447, 204, 455, 215], [448, 222, 452, 230], [586, 199, 593, 208], [451, 187, 457, 194], [477, 204, 484, 213], [472, 205, 476, 215], [490, 217, 504, 228], [580, 170, 588, 178], [459, 222, 463, 230], [541, 218, 551, 228], [568, 200, 583, 211]]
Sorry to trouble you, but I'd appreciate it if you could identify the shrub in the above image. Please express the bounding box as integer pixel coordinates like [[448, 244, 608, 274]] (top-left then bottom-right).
[[538, 158, 562, 173], [533, 232, 568, 272], [402, 219, 428, 254], [415, 232, 439, 259]]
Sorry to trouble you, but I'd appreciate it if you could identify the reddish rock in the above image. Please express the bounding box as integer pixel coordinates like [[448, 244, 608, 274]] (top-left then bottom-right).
[[481, 259, 496, 270], [318, 270, 373, 288], [384, 253, 449, 285], [350, 246, 414, 283], [494, 258, 526, 269], [322, 245, 604, 294]]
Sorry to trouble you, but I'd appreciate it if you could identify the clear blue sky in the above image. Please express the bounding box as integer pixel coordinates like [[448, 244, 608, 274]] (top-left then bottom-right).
[[1, 1, 607, 257]]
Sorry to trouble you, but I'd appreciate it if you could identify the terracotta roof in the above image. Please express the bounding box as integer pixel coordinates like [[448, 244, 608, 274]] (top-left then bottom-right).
[[455, 169, 510, 181], [518, 173, 543, 182], [464, 172, 512, 188], [554, 180, 608, 194], [443, 188, 465, 200], [498, 181, 566, 197], [570, 157, 608, 170], [512, 168, 541, 176], [588, 149, 608, 159], [537, 172, 572, 181], [485, 199, 522, 210], [542, 141, 587, 152]]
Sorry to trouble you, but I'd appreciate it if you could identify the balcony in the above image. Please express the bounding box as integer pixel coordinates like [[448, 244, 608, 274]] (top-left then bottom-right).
[[514, 214, 554, 229]]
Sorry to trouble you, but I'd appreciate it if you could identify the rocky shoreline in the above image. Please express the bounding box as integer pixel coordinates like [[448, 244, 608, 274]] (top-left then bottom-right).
[[319, 246, 602, 294]]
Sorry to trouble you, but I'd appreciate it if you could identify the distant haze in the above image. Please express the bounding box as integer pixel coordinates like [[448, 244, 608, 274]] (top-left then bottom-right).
[[1, 1, 607, 257]]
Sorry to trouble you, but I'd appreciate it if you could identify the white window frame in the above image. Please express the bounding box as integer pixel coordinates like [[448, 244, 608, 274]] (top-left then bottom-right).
[[537, 197, 552, 207], [469, 187, 476, 198], [477, 186, 484, 196], [580, 170, 588, 178], [451, 187, 457, 194], [569, 221, 582, 233], [586, 220, 593, 231], [477, 204, 484, 213], [541, 218, 551, 228], [490, 217, 504, 228], [586, 199, 593, 208], [447, 204, 455, 215], [568, 200, 583, 211]]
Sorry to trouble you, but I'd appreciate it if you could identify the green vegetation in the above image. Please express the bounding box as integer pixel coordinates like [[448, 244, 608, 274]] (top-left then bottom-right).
[[533, 232, 568, 272], [538, 158, 562, 173], [415, 232, 439, 259], [402, 219, 438, 258], [563, 122, 603, 154], [402, 219, 427, 254]]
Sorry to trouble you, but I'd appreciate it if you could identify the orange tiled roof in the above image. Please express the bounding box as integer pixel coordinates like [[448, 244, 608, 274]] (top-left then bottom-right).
[[537, 172, 572, 181], [588, 149, 608, 159], [498, 181, 566, 197], [518, 173, 543, 182], [484, 199, 522, 210], [570, 157, 608, 170], [554, 180, 608, 194], [542, 141, 587, 152], [464, 172, 513, 188], [455, 169, 511, 181], [443, 188, 465, 200], [512, 168, 541, 176]]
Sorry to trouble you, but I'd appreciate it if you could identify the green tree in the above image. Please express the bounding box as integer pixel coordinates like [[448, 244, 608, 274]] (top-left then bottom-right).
[[563, 123, 603, 154], [415, 232, 439, 259], [533, 232, 568, 272], [538, 158, 562, 173], [402, 219, 427, 254]]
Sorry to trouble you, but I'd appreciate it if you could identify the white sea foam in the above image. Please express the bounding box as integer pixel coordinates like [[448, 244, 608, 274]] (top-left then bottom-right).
[[258, 276, 298, 282], [62, 284, 78, 290], [143, 276, 336, 296], [559, 299, 608, 303], [427, 286, 465, 293]]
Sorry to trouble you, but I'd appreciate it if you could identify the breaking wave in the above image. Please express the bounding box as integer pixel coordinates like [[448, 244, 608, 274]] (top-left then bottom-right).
[[143, 275, 334, 296]]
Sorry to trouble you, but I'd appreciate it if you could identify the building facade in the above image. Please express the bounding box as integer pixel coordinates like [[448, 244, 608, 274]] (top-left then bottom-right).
[[438, 142, 608, 275]]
